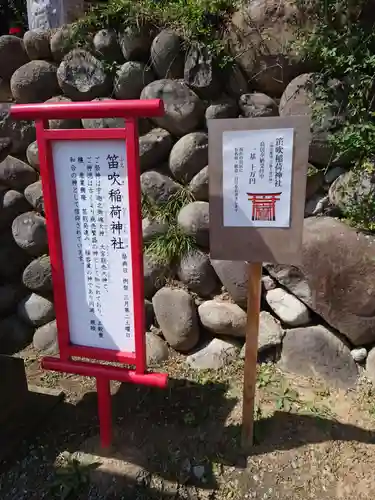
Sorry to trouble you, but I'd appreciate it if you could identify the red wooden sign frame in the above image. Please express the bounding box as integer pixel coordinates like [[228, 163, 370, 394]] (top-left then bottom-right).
[[10, 100, 168, 448]]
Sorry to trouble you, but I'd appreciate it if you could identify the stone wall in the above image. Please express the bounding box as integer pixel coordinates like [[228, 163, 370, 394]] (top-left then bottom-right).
[[1, 4, 375, 390]]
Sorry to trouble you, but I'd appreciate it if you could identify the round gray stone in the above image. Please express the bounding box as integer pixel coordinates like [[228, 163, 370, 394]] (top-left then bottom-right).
[[169, 132, 208, 184], [210, 259, 248, 308], [24, 180, 44, 213], [12, 211, 48, 256], [119, 26, 152, 61], [280, 325, 358, 389], [186, 337, 239, 370], [266, 288, 310, 327], [139, 128, 173, 172], [239, 93, 278, 117], [177, 249, 218, 297], [57, 49, 112, 101], [143, 255, 169, 299], [114, 61, 154, 100], [240, 311, 284, 356], [0, 315, 34, 354], [141, 79, 205, 137], [23, 29, 51, 60], [93, 29, 123, 62], [151, 29, 184, 79], [33, 320, 58, 353], [26, 141, 39, 170], [205, 97, 238, 120], [45, 96, 82, 129], [50, 27, 74, 62], [0, 35, 29, 80], [177, 201, 209, 247], [18, 292, 55, 327], [0, 189, 30, 230], [152, 287, 200, 352], [0, 156, 38, 190], [351, 347, 367, 363], [189, 166, 208, 201], [22, 255, 52, 293], [141, 171, 180, 205], [146, 331, 169, 364], [0, 108, 36, 156], [184, 45, 220, 99], [11, 60, 59, 103], [198, 300, 247, 337]]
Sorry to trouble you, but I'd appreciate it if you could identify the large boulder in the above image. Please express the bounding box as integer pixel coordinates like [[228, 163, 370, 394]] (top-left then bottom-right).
[[141, 79, 205, 136], [152, 287, 200, 352], [146, 331, 169, 364], [93, 29, 123, 62], [266, 216, 375, 345], [11, 60, 60, 103], [0, 189, 30, 230], [186, 338, 239, 370], [279, 73, 347, 167], [328, 169, 370, 214], [119, 26, 152, 61], [151, 30, 184, 79], [177, 249, 219, 297], [18, 292, 55, 327], [178, 201, 209, 247], [22, 255, 52, 294], [114, 61, 154, 100], [169, 132, 208, 183], [57, 49, 112, 101], [279, 325, 358, 389], [24, 180, 44, 213], [23, 29, 51, 60], [184, 45, 220, 99], [139, 128, 173, 172], [189, 166, 208, 202], [141, 171, 180, 205], [0, 156, 38, 190], [239, 92, 278, 117], [210, 259, 248, 308], [45, 95, 82, 129], [12, 211, 48, 256], [0, 35, 29, 80], [228, 0, 310, 96], [198, 300, 247, 337], [0, 106, 35, 155]]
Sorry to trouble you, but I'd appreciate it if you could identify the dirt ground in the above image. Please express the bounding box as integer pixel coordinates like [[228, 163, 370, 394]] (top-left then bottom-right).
[[0, 347, 375, 500]]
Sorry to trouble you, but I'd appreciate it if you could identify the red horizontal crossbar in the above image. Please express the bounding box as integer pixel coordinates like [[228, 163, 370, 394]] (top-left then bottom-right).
[[42, 357, 168, 388], [10, 99, 164, 120]]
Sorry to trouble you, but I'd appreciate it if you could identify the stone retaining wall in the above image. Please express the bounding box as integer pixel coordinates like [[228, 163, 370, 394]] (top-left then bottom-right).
[[1, 7, 375, 389]]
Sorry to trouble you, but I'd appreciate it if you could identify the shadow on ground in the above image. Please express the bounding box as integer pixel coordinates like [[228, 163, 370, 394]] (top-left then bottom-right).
[[1, 375, 375, 499]]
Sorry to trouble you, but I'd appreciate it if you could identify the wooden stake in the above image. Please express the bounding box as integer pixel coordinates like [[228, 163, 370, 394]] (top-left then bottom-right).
[[241, 262, 263, 449]]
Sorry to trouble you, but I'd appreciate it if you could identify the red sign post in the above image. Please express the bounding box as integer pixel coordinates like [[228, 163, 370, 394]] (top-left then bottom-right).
[[10, 100, 168, 448]]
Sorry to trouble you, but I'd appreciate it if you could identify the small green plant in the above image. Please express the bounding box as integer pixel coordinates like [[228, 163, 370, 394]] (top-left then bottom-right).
[[50, 454, 100, 499], [142, 187, 196, 264], [275, 387, 300, 412], [256, 363, 277, 389]]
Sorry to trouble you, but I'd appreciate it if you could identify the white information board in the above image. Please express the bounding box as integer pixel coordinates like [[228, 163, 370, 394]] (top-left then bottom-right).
[[222, 128, 294, 228], [52, 140, 135, 352]]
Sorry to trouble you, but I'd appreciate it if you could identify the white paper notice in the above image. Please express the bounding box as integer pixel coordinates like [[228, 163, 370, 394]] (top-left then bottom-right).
[[223, 128, 294, 228], [52, 140, 135, 352]]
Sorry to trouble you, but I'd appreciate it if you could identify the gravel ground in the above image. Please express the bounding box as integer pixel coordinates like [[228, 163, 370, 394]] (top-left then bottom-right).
[[0, 348, 375, 499]]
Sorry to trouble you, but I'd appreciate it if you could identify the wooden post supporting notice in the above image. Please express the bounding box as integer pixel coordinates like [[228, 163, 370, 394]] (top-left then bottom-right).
[[241, 262, 263, 449]]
